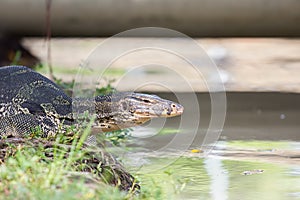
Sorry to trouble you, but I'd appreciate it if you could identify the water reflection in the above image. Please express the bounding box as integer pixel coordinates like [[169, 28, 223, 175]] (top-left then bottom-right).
[[125, 140, 300, 200], [204, 157, 229, 200]]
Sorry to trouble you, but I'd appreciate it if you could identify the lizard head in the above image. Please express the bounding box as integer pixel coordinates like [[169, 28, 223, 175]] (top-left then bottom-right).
[[93, 92, 184, 132], [121, 92, 184, 118]]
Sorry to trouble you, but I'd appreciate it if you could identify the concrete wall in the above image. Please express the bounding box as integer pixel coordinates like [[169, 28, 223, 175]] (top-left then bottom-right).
[[0, 0, 299, 37]]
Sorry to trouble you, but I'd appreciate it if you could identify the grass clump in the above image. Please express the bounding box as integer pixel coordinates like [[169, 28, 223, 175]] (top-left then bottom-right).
[[0, 147, 128, 200], [0, 120, 139, 200]]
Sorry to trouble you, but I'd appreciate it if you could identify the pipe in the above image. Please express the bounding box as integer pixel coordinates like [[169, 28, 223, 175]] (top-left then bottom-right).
[[0, 0, 299, 37]]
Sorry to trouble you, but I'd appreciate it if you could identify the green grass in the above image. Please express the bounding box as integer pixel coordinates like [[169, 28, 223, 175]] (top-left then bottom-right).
[[0, 124, 169, 199], [0, 130, 131, 199]]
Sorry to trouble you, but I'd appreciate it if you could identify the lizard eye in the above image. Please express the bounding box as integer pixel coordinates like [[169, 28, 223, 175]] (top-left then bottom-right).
[[142, 99, 151, 103]]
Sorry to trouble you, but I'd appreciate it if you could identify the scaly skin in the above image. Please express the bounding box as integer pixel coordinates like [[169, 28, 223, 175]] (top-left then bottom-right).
[[0, 66, 183, 137]]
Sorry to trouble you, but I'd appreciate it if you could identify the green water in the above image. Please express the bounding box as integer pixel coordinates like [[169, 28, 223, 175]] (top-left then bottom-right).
[[132, 157, 300, 200], [123, 141, 300, 200]]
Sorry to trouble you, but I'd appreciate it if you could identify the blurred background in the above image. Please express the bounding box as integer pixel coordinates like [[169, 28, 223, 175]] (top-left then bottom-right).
[[0, 0, 299, 92], [0, 0, 300, 199]]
